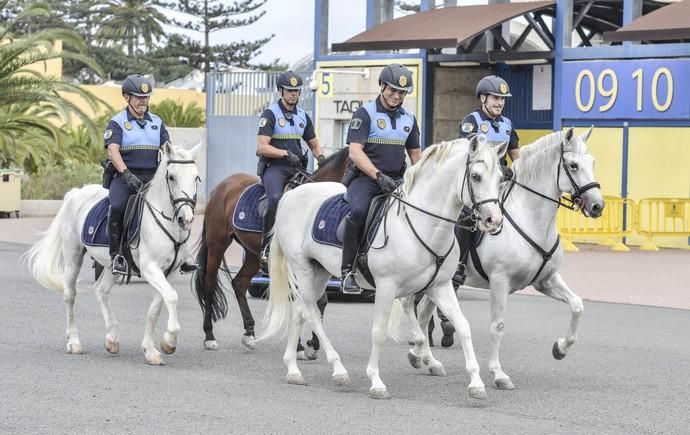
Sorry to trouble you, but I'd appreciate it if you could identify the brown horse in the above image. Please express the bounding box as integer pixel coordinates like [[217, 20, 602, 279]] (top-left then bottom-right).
[[192, 148, 351, 350]]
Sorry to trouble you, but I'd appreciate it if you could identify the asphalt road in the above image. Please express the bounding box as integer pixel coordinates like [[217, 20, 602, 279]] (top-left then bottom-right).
[[1, 241, 688, 434]]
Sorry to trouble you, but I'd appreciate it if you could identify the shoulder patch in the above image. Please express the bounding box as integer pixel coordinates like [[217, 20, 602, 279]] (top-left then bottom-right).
[[103, 129, 112, 140], [349, 118, 363, 130], [461, 123, 474, 133], [259, 117, 267, 128]]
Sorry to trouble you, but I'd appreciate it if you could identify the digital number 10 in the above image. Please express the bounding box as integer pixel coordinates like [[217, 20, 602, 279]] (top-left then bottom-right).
[[575, 67, 673, 113]]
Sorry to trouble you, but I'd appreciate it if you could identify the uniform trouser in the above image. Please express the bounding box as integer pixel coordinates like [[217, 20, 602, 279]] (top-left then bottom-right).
[[261, 164, 298, 216], [346, 175, 384, 227], [108, 171, 154, 257]]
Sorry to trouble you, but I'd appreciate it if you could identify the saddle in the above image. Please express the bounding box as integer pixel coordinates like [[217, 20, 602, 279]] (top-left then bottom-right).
[[311, 193, 394, 288]]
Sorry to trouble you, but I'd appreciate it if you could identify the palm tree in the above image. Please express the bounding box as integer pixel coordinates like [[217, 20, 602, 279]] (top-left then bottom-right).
[[0, 0, 108, 170], [97, 0, 167, 57]]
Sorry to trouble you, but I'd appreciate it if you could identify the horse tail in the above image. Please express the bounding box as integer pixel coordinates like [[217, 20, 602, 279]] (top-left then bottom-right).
[[387, 299, 404, 341], [191, 222, 229, 322], [21, 190, 74, 293], [255, 230, 297, 342]]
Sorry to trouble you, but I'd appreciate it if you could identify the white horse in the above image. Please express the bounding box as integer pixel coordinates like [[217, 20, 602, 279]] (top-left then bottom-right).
[[411, 127, 605, 390], [22, 142, 202, 365], [258, 136, 507, 400]]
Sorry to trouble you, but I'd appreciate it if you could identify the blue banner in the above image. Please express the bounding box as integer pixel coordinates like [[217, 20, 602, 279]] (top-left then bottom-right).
[[561, 59, 690, 120]]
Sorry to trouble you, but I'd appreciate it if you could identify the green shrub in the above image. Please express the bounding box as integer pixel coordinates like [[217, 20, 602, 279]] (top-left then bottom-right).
[[150, 99, 205, 127], [22, 160, 102, 200]]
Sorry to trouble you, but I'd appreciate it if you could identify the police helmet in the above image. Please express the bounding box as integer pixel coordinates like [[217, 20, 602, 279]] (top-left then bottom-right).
[[476, 75, 512, 98], [276, 71, 303, 91], [378, 64, 413, 93], [122, 74, 154, 97]]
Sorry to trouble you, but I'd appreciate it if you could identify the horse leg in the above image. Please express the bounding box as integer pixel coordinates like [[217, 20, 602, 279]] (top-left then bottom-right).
[[302, 292, 327, 361], [199, 236, 232, 350], [141, 265, 181, 360], [534, 272, 584, 360], [94, 267, 119, 354], [428, 282, 487, 400], [487, 285, 514, 390], [63, 246, 85, 354], [284, 303, 307, 385], [231, 251, 260, 348], [402, 295, 445, 376], [302, 296, 349, 386], [141, 291, 165, 365], [366, 288, 396, 399]]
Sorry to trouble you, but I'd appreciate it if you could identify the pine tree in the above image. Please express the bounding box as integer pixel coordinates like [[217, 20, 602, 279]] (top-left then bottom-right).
[[160, 0, 273, 75]]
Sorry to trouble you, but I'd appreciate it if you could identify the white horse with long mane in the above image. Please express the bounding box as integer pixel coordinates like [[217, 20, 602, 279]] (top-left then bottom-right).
[[410, 127, 604, 389], [22, 142, 202, 365], [258, 136, 506, 400]]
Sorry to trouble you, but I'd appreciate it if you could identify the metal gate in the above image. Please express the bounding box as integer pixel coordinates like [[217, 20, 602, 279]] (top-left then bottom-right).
[[205, 70, 313, 195]]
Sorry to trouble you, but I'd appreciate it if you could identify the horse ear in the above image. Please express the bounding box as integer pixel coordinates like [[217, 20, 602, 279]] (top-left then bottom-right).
[[564, 127, 575, 143], [580, 125, 594, 142], [468, 134, 486, 156], [494, 140, 508, 160], [189, 142, 203, 160], [162, 141, 174, 158]]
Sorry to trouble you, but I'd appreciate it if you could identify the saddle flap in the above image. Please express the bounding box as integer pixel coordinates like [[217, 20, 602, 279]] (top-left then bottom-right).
[[232, 183, 265, 233], [81, 197, 143, 247]]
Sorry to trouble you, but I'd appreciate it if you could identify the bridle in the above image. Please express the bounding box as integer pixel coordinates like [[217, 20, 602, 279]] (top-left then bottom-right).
[[140, 158, 200, 275]]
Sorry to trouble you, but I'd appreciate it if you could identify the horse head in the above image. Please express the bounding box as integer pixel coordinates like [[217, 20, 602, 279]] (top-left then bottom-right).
[[558, 127, 605, 218], [463, 135, 506, 234], [159, 141, 203, 231]]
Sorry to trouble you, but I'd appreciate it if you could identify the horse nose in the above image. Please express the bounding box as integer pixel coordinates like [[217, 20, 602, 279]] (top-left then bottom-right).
[[591, 201, 605, 218]]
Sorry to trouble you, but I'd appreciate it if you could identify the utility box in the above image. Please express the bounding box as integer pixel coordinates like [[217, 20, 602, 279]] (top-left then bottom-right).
[[0, 168, 22, 218]]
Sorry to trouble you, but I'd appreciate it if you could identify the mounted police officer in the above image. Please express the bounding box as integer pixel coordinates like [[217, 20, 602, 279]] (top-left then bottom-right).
[[340, 64, 422, 293], [257, 70, 326, 273], [103, 74, 197, 276]]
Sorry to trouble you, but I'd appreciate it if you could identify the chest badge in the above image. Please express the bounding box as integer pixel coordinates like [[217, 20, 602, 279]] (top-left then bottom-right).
[[151, 124, 158, 130], [124, 121, 133, 131], [480, 123, 489, 134], [377, 118, 386, 130], [404, 126, 410, 132], [278, 117, 286, 127], [299, 122, 304, 128]]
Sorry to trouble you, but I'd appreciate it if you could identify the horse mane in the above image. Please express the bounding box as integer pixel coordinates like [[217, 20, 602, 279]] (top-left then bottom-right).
[[402, 138, 467, 196], [512, 130, 585, 184], [314, 146, 350, 175]]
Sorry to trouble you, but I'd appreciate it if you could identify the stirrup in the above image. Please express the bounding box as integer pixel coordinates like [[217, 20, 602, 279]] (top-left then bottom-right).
[[340, 271, 361, 295], [112, 254, 128, 276]]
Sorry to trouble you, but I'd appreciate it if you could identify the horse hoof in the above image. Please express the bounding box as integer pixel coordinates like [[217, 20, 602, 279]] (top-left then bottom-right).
[[145, 353, 165, 366], [552, 341, 566, 360], [242, 335, 256, 350], [333, 373, 350, 386], [407, 351, 422, 369], [428, 364, 446, 377], [370, 388, 391, 400], [204, 340, 218, 350], [468, 386, 488, 400], [104, 339, 119, 354], [494, 378, 515, 390], [286, 372, 306, 385], [296, 351, 308, 361], [304, 347, 318, 361], [66, 343, 82, 354], [160, 340, 176, 355]]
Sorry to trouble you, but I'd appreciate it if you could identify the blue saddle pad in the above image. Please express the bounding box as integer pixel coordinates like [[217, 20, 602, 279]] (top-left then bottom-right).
[[312, 194, 351, 247], [232, 183, 265, 233], [81, 197, 141, 247]]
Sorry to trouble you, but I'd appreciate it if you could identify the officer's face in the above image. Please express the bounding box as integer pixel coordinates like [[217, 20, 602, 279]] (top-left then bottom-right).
[[380, 85, 407, 110], [126, 94, 150, 116], [481, 94, 505, 118], [281, 88, 300, 106]]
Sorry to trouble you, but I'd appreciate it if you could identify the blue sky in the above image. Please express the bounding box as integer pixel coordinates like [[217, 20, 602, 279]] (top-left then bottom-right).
[[163, 0, 368, 68]]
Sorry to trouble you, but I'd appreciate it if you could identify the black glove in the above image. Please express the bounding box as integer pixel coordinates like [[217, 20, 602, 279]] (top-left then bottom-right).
[[285, 151, 302, 167], [501, 165, 514, 182], [376, 171, 397, 194], [121, 169, 143, 191], [317, 154, 327, 166]]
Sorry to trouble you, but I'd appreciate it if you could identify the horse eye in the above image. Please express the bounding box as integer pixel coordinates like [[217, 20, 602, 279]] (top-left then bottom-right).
[[569, 163, 578, 171], [168, 174, 174, 181], [471, 173, 481, 182]]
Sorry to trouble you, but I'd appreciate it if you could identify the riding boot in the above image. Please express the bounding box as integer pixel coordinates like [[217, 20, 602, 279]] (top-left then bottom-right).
[[340, 217, 362, 294], [108, 212, 127, 276], [259, 206, 277, 274]]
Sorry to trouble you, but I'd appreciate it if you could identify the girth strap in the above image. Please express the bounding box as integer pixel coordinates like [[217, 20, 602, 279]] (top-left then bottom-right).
[[404, 212, 455, 293]]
